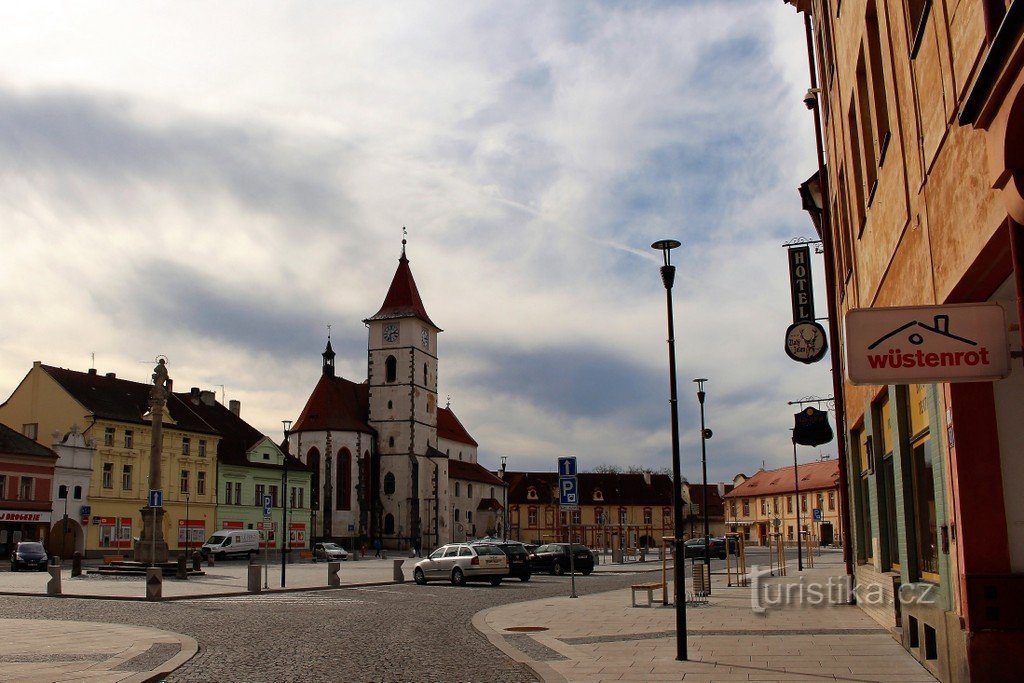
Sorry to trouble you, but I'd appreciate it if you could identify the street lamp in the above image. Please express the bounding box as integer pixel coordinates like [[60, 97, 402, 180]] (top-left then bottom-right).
[[59, 485, 69, 558], [184, 492, 190, 558], [500, 455, 508, 542], [792, 435, 804, 571], [282, 419, 292, 588], [694, 378, 712, 595], [652, 238, 688, 662]]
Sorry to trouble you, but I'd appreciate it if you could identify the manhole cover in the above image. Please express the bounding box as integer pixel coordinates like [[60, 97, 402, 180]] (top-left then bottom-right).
[[504, 626, 549, 632]]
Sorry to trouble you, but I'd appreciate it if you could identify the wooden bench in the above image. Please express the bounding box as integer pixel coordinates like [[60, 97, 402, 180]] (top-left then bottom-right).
[[102, 554, 125, 565], [630, 582, 663, 607]]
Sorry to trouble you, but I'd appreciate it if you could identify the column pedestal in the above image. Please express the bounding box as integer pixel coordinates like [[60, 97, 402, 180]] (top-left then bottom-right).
[[135, 506, 169, 564]]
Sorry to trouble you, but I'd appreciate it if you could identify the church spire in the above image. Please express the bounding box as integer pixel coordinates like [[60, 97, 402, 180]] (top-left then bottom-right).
[[363, 232, 441, 330], [322, 328, 336, 377]]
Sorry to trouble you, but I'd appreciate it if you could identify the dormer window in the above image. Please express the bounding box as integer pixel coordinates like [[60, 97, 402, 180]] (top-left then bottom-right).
[[593, 488, 604, 502], [527, 487, 538, 500]]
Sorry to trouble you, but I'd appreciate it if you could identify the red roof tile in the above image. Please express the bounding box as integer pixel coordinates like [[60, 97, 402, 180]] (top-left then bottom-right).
[[437, 407, 477, 447], [364, 248, 439, 329], [724, 460, 839, 498], [292, 373, 374, 435]]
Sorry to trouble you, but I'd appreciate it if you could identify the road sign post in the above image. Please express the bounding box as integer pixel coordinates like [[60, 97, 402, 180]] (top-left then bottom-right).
[[557, 456, 579, 598], [148, 489, 162, 568]]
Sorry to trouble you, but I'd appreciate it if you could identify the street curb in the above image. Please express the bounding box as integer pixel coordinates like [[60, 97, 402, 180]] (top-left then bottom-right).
[[125, 632, 200, 683], [472, 606, 568, 683]]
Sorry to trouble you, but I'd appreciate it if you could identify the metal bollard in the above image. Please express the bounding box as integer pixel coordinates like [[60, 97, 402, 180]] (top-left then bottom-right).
[[47, 564, 62, 595], [328, 561, 341, 587], [71, 552, 83, 578], [146, 567, 162, 601], [176, 555, 188, 580], [392, 558, 405, 583], [247, 564, 262, 593], [192, 552, 202, 571]]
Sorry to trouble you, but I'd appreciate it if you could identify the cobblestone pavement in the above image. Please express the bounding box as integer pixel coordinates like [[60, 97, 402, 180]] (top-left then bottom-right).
[[0, 570, 653, 682]]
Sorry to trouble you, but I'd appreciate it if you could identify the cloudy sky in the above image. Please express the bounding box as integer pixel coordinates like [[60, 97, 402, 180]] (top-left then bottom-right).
[[0, 1, 836, 482]]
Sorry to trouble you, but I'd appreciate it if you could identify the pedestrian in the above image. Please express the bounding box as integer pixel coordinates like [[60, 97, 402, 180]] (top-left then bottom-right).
[[373, 538, 381, 558], [413, 538, 421, 558], [360, 541, 367, 558]]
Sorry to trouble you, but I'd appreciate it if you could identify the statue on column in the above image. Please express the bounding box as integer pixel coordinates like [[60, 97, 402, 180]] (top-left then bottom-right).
[[136, 357, 171, 564]]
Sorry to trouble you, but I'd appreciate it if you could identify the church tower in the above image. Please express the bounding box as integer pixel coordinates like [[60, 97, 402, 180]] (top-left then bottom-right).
[[364, 240, 442, 548]]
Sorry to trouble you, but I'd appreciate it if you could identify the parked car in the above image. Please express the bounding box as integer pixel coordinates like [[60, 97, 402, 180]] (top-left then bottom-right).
[[529, 543, 595, 576], [413, 543, 509, 586], [683, 537, 726, 560], [10, 541, 48, 571], [474, 541, 531, 582], [313, 542, 349, 561]]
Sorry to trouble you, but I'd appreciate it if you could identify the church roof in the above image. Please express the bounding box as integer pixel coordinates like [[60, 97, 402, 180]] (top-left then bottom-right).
[[291, 373, 374, 435], [448, 458, 504, 486], [724, 460, 839, 498], [438, 407, 478, 447], [364, 245, 440, 329]]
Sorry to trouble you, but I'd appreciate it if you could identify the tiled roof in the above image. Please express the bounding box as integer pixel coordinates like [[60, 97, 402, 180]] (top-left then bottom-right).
[[477, 497, 503, 511], [448, 459, 504, 486], [178, 394, 307, 472], [41, 365, 217, 434], [292, 373, 374, 435], [364, 248, 439, 329], [724, 460, 839, 498], [506, 472, 675, 506], [438, 407, 478, 447], [0, 422, 58, 459], [685, 483, 733, 517]]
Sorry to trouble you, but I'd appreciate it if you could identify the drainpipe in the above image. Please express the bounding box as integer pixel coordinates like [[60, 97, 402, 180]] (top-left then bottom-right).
[[802, 11, 855, 591]]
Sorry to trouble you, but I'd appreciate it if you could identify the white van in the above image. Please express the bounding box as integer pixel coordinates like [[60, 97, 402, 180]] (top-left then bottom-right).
[[201, 530, 260, 559]]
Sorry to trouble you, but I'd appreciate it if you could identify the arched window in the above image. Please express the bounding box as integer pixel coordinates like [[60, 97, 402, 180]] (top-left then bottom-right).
[[383, 472, 396, 495], [527, 487, 538, 500], [385, 355, 397, 383], [337, 448, 351, 510], [307, 447, 321, 511], [384, 514, 395, 534], [455, 509, 460, 522], [593, 488, 604, 502], [387, 400, 393, 409], [58, 484, 68, 499], [455, 482, 461, 497], [423, 363, 428, 385], [467, 484, 473, 498], [388, 437, 395, 448], [73, 485, 82, 499]]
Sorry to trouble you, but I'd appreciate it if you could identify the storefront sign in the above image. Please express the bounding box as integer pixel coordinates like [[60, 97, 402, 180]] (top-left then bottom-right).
[[288, 522, 306, 548], [0, 510, 50, 523], [787, 246, 815, 322], [845, 304, 1010, 385], [177, 519, 205, 546]]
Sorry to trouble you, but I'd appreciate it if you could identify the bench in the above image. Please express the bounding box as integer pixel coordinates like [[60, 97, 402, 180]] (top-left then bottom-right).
[[103, 554, 125, 565], [630, 582, 663, 607], [299, 550, 314, 561], [624, 547, 639, 561]]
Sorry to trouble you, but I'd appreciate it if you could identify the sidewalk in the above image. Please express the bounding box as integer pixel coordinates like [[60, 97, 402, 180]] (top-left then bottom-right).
[[0, 619, 197, 683], [476, 552, 937, 682]]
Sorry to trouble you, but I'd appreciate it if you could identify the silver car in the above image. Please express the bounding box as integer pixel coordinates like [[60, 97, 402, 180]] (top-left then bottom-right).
[[413, 543, 508, 586]]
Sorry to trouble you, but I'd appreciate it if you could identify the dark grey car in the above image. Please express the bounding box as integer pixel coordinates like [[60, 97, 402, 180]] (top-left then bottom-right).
[[11, 541, 48, 571]]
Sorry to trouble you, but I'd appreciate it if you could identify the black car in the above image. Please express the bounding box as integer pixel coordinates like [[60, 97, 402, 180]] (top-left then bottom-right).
[[683, 537, 726, 560], [529, 543, 595, 576], [474, 542, 531, 582], [10, 541, 48, 571]]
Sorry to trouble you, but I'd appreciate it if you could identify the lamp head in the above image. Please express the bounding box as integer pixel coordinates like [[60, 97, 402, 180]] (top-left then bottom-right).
[[651, 239, 681, 267]]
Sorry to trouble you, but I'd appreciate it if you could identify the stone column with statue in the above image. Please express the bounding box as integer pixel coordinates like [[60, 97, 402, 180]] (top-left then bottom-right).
[[135, 358, 171, 564]]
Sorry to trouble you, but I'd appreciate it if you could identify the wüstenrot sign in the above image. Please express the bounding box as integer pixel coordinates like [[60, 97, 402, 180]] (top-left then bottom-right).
[[845, 303, 1010, 385]]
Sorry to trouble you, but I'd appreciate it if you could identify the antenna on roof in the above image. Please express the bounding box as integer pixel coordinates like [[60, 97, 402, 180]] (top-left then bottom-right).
[[90, 352, 95, 370], [217, 385, 225, 404]]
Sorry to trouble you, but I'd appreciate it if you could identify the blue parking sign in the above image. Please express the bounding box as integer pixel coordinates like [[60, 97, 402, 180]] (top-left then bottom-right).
[[812, 508, 823, 522], [263, 495, 273, 519], [559, 476, 578, 507]]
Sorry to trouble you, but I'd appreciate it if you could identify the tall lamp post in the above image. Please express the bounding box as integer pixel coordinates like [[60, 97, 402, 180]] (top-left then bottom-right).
[[792, 435, 804, 572], [184, 492, 190, 557], [59, 485, 70, 557], [281, 420, 292, 588], [694, 378, 712, 594], [652, 238, 687, 662], [500, 455, 508, 541]]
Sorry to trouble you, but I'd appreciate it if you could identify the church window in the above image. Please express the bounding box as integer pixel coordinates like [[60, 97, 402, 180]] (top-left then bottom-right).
[[337, 448, 351, 510], [467, 484, 473, 498], [73, 485, 82, 499], [455, 482, 460, 497], [307, 448, 321, 511], [423, 364, 428, 385], [385, 356, 397, 383], [383, 472, 396, 495], [458, 451, 462, 461], [455, 509, 460, 522], [388, 437, 395, 448], [467, 511, 473, 523], [388, 400, 393, 410], [384, 514, 395, 534]]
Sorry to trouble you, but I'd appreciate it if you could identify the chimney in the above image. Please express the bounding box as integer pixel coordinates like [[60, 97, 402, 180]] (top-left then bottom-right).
[[200, 390, 216, 406], [934, 315, 949, 334], [229, 399, 241, 416], [190, 387, 200, 403], [88, 368, 97, 375], [643, 472, 651, 486], [105, 372, 116, 379]]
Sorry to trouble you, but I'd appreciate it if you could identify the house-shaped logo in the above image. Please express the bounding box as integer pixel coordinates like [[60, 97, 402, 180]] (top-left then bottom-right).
[[845, 304, 1010, 385]]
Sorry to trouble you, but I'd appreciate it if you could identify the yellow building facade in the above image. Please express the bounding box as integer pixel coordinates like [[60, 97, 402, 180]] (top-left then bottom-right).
[[0, 363, 218, 556]]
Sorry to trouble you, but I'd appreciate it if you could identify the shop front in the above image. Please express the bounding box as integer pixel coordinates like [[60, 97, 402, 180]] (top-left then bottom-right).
[[0, 509, 51, 555]]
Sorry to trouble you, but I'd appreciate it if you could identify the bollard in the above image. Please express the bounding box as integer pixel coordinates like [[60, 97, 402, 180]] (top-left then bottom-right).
[[350, 550, 358, 562], [176, 555, 188, 580], [328, 561, 341, 587], [247, 564, 262, 593], [146, 567, 162, 601], [192, 552, 202, 571], [72, 552, 83, 578], [208, 554, 215, 568], [381, 549, 388, 560], [47, 564, 62, 595], [612, 546, 623, 564], [392, 558, 405, 583]]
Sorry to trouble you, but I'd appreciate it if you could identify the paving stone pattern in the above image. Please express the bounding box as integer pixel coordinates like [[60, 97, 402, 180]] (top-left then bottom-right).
[[0, 571, 649, 682]]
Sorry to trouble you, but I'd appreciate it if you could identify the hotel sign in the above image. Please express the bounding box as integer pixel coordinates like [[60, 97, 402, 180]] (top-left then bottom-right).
[[845, 304, 1010, 385]]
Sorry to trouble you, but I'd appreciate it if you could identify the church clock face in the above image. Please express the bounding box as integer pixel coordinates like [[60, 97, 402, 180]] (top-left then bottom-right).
[[383, 323, 399, 343], [421, 328, 429, 350]]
